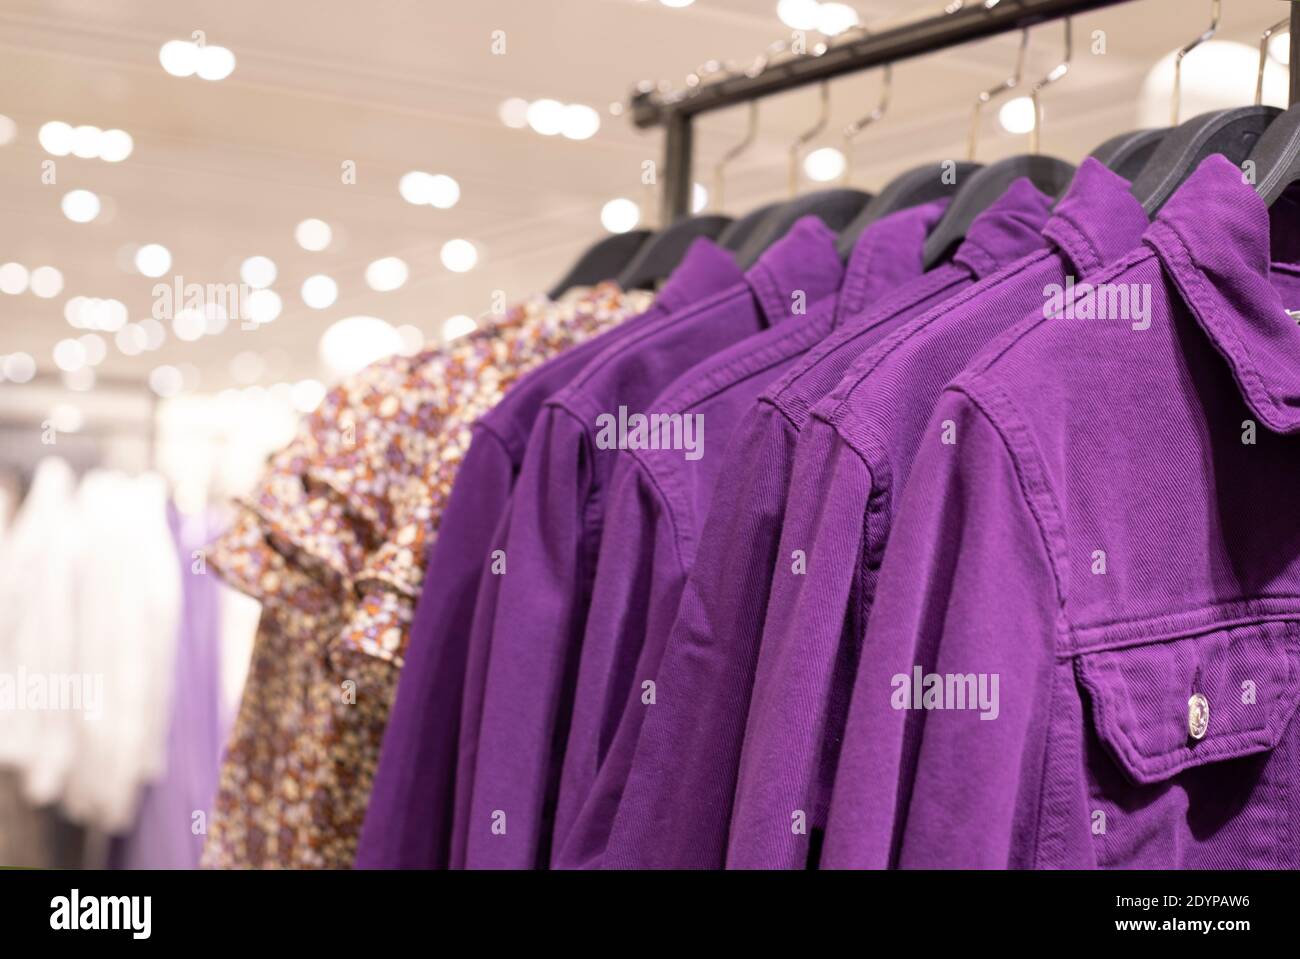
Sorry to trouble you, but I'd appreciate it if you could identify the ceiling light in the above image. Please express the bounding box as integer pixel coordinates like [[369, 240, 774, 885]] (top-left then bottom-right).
[[99, 129, 133, 162], [229, 350, 265, 384], [0, 262, 28, 295], [203, 302, 228, 335], [777, 0, 821, 31], [301, 274, 338, 308], [196, 45, 236, 81], [292, 379, 326, 412], [319, 316, 403, 377], [70, 125, 102, 159], [149, 364, 184, 398], [816, 2, 859, 36], [53, 337, 87, 372], [49, 403, 84, 432], [365, 256, 409, 292], [600, 197, 640, 233], [159, 40, 199, 77], [499, 97, 530, 129], [2, 352, 35, 383], [0, 114, 15, 146], [427, 174, 460, 209], [64, 296, 87, 327], [440, 239, 478, 273], [38, 121, 73, 156], [803, 146, 846, 183], [138, 318, 165, 350], [660, 0, 696, 6], [526, 98, 566, 136], [62, 189, 101, 223], [443, 314, 477, 341], [1270, 32, 1291, 67], [246, 288, 282, 323], [692, 182, 709, 213], [399, 171, 434, 204], [29, 266, 63, 298], [396, 324, 424, 355], [240, 255, 277, 288], [134, 243, 172, 277], [115, 324, 146, 356], [100, 298, 127, 331], [998, 96, 1037, 135], [78, 333, 107, 366], [561, 104, 601, 140], [173, 307, 206, 341], [295, 218, 332, 251]]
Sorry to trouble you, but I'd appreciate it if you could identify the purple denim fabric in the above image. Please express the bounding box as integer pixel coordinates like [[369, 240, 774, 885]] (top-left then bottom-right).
[[602, 180, 1056, 869], [551, 199, 951, 868], [464, 219, 845, 868], [824, 155, 1300, 869], [354, 239, 738, 870], [728, 159, 1148, 869]]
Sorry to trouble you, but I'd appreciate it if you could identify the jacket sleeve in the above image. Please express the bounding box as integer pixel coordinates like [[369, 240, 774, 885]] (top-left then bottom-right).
[[357, 426, 516, 869], [552, 454, 687, 867], [464, 407, 595, 869], [823, 386, 1062, 869]]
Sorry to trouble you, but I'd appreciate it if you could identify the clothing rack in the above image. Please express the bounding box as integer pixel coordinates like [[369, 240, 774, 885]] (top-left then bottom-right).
[[631, 0, 1300, 225]]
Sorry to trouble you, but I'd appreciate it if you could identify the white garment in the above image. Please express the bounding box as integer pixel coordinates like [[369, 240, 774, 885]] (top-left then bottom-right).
[[61, 470, 181, 833], [0, 457, 81, 806]]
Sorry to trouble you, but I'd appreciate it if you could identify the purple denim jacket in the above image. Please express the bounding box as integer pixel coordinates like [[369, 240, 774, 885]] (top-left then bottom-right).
[[730, 159, 1149, 869], [601, 180, 1056, 869], [551, 200, 950, 868], [464, 219, 845, 868], [825, 155, 1300, 869], [354, 242, 737, 870]]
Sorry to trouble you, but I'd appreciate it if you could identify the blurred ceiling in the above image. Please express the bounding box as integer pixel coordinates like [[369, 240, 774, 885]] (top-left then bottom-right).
[[0, 0, 1291, 394]]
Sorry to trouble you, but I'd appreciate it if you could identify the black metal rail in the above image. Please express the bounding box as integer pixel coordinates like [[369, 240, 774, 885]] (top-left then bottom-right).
[[632, 0, 1300, 224]]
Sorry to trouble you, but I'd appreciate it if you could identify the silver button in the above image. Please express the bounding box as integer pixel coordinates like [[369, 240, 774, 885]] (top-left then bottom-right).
[[1187, 692, 1210, 741]]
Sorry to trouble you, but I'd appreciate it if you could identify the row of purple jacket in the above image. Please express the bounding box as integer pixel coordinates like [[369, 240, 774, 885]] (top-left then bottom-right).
[[357, 154, 1300, 869]]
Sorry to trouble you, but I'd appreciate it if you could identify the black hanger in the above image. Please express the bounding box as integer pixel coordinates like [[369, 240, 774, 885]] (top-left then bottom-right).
[[1087, 128, 1169, 183], [1129, 106, 1280, 215], [921, 156, 1076, 269], [836, 161, 982, 260], [1247, 104, 1300, 206], [717, 201, 782, 255], [734, 188, 870, 270], [615, 214, 733, 291], [547, 230, 652, 299]]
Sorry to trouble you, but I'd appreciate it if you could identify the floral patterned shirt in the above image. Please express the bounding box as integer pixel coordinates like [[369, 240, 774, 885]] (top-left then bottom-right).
[[202, 284, 654, 868]]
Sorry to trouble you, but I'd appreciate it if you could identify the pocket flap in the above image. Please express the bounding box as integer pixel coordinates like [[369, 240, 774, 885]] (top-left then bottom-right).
[[1075, 620, 1300, 785]]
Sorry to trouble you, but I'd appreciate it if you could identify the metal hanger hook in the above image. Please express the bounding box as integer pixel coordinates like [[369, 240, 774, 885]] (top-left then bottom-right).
[[1173, 0, 1220, 125], [968, 26, 1029, 161], [789, 80, 831, 198], [1030, 18, 1072, 155], [841, 65, 892, 186], [714, 101, 759, 213], [1257, 16, 1290, 107]]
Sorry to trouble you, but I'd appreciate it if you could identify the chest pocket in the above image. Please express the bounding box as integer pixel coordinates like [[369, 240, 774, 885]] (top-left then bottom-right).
[[1073, 618, 1300, 868]]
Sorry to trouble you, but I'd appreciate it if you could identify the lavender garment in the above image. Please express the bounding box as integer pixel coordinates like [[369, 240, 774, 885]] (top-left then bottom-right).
[[464, 220, 842, 869], [728, 159, 1148, 869], [552, 200, 950, 869], [602, 180, 1055, 869], [825, 155, 1300, 869], [354, 241, 736, 871], [109, 507, 223, 870]]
